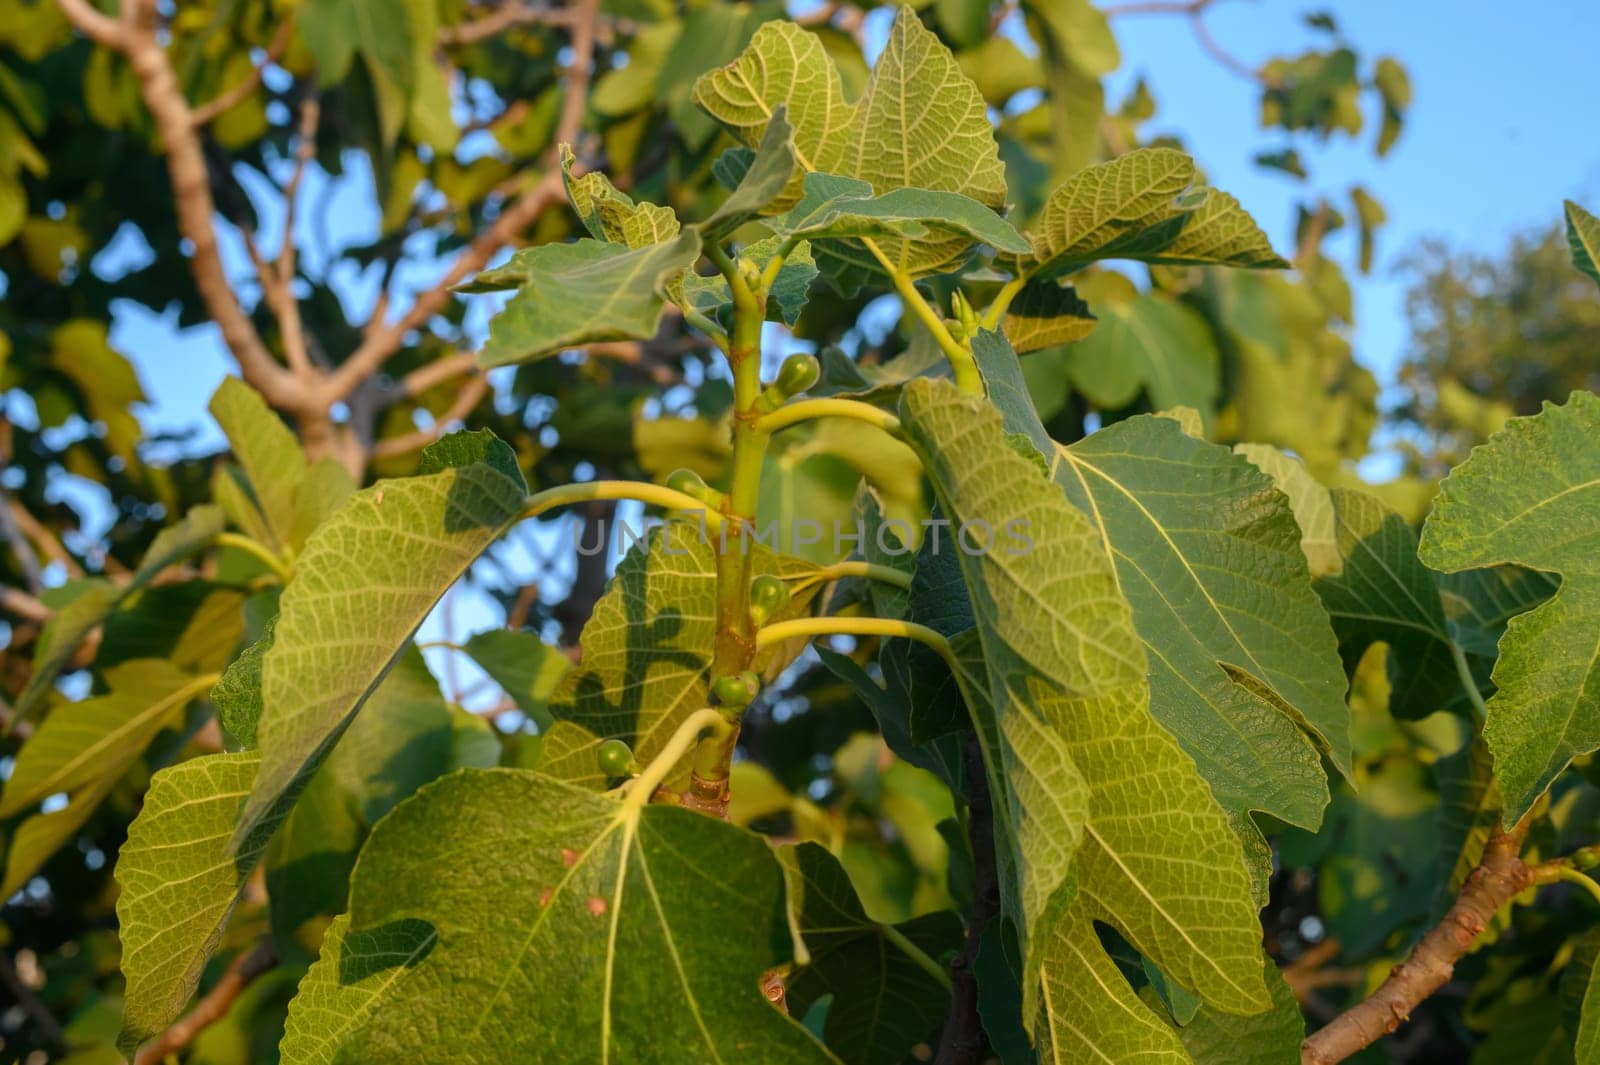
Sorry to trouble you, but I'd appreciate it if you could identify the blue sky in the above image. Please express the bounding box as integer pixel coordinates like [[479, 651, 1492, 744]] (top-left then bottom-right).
[[1107, 0, 1600, 396]]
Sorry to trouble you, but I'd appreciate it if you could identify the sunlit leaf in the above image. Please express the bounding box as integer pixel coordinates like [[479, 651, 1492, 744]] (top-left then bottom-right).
[[1419, 390, 1600, 824]]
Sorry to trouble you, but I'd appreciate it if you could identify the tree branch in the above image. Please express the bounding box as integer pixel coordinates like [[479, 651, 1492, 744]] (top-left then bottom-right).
[[370, 372, 491, 458], [189, 17, 294, 127], [0, 584, 51, 623], [322, 0, 601, 406], [1301, 824, 1532, 1064], [0, 486, 45, 592], [440, 1, 573, 46], [55, 0, 304, 415], [132, 939, 277, 1065]]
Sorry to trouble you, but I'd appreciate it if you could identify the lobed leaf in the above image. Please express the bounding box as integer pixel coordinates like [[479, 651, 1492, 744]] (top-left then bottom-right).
[[780, 842, 961, 1065], [1020, 148, 1286, 279], [116, 751, 289, 1052], [898, 376, 1269, 1038], [279, 770, 834, 1063], [1418, 390, 1600, 825], [471, 233, 703, 367], [978, 335, 1348, 837], [233, 441, 528, 849], [694, 11, 1014, 286]]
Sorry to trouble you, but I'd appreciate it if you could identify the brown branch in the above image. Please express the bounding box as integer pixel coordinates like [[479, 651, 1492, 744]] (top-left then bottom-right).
[[371, 373, 491, 459], [9, 500, 81, 578], [395, 351, 480, 400], [55, 0, 304, 416], [190, 17, 294, 127], [0, 585, 51, 623], [322, 0, 601, 406], [132, 940, 277, 1065], [1101, 0, 1272, 86], [1301, 825, 1532, 1064], [0, 487, 44, 592], [272, 95, 321, 377], [440, 1, 573, 46]]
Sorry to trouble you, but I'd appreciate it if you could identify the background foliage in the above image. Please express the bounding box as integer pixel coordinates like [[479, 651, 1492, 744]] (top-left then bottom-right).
[[0, 1, 1595, 1063]]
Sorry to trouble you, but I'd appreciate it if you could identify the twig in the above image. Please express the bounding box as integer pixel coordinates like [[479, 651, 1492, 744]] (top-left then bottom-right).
[[396, 351, 480, 400], [274, 95, 322, 377], [132, 939, 278, 1065], [0, 487, 44, 592], [190, 17, 294, 127], [0, 584, 51, 623], [371, 373, 490, 458], [440, 1, 573, 46], [1101, 0, 1272, 86], [1301, 824, 1532, 1064]]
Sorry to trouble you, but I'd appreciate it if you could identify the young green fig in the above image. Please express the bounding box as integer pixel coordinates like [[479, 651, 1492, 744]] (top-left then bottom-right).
[[595, 738, 635, 776], [774, 352, 820, 396], [711, 670, 761, 708], [748, 574, 790, 626]]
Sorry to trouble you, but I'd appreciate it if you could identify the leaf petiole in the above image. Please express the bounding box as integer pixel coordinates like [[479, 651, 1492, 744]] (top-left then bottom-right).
[[754, 616, 956, 673], [753, 398, 904, 439], [519, 480, 724, 530], [859, 237, 981, 395], [978, 275, 1028, 332], [622, 707, 729, 811], [214, 532, 293, 584]]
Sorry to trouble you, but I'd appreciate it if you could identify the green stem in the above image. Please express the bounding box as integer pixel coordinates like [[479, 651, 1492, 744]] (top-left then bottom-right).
[[700, 240, 774, 792], [623, 707, 728, 811], [754, 397, 904, 438], [754, 616, 957, 672], [860, 237, 981, 395], [215, 532, 293, 584], [979, 275, 1028, 332], [758, 237, 801, 293], [1540, 865, 1600, 908], [882, 922, 953, 991], [803, 560, 913, 591], [1450, 643, 1489, 721], [520, 479, 723, 530]]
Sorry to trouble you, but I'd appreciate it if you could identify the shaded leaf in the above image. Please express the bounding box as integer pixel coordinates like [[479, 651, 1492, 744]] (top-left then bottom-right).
[[781, 842, 960, 1064], [279, 770, 833, 1062], [461, 628, 570, 731], [899, 377, 1269, 1034], [1001, 280, 1095, 355], [16, 506, 226, 721]]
